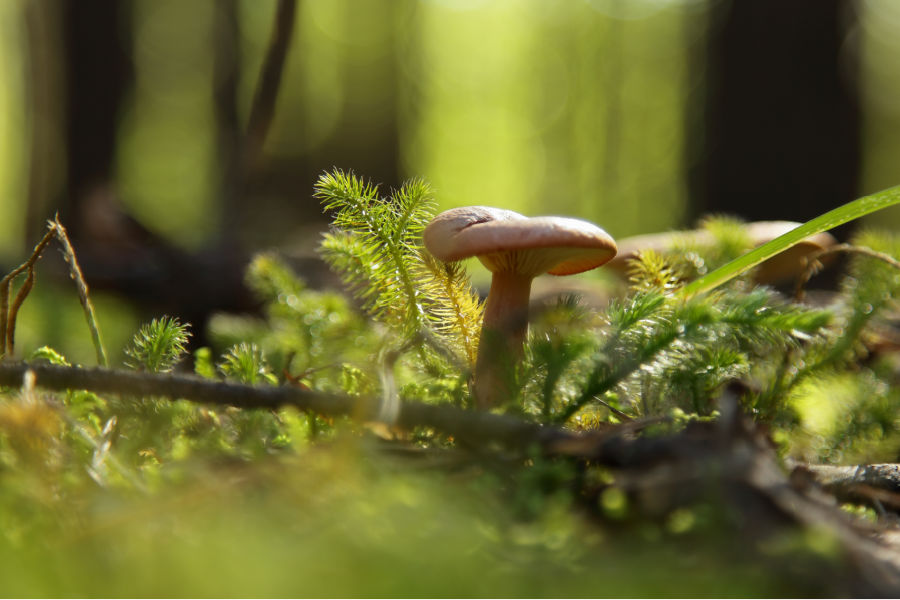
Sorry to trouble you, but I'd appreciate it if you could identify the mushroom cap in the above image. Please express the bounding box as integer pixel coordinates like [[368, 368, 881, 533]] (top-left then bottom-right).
[[746, 221, 837, 283], [607, 220, 837, 283], [606, 230, 696, 273], [424, 206, 617, 277]]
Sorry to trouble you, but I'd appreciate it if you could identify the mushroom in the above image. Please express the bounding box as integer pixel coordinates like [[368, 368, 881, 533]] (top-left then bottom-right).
[[423, 206, 617, 408], [745, 221, 837, 284], [607, 220, 837, 284]]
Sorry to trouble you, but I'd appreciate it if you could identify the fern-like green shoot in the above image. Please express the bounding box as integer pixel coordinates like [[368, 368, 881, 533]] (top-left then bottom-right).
[[315, 169, 483, 368]]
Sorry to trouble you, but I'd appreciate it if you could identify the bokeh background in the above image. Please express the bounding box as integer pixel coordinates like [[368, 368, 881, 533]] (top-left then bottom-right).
[[0, 0, 898, 362]]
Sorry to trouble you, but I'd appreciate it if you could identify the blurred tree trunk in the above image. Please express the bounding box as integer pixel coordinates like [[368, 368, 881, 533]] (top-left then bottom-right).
[[23, 0, 64, 247], [59, 0, 133, 240], [690, 0, 860, 233], [213, 0, 243, 245], [21, 0, 403, 345]]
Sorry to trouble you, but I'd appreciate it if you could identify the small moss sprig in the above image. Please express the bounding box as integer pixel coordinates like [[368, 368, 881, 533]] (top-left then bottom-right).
[[125, 317, 191, 373], [218, 342, 278, 385]]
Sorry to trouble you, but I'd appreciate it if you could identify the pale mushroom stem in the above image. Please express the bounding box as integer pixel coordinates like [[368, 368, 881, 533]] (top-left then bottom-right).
[[473, 270, 533, 409]]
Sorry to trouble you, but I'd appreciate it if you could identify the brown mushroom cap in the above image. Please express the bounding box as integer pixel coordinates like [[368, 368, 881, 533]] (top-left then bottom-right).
[[746, 221, 837, 283], [606, 220, 837, 283], [606, 230, 697, 273], [423, 206, 617, 276]]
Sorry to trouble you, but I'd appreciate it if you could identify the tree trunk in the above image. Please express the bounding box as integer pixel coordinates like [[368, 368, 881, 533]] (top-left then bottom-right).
[[690, 0, 860, 237], [60, 0, 133, 239]]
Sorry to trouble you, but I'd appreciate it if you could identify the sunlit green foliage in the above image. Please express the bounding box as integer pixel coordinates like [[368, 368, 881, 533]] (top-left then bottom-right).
[[209, 251, 375, 393], [316, 170, 436, 333], [820, 229, 900, 368], [782, 229, 900, 462], [257, 172, 898, 450], [539, 282, 831, 423], [315, 169, 483, 369]]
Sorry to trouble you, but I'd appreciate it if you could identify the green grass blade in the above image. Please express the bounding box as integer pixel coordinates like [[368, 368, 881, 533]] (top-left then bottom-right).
[[679, 185, 900, 299]]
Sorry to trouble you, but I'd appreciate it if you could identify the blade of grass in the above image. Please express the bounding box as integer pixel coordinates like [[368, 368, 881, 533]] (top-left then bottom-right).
[[679, 185, 900, 299]]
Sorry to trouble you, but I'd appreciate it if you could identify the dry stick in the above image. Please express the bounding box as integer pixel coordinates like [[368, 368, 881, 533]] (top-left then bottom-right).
[[0, 227, 56, 357], [796, 463, 900, 515], [8, 360, 899, 480], [803, 463, 900, 494], [0, 362, 574, 453], [795, 243, 900, 301], [51, 218, 108, 367]]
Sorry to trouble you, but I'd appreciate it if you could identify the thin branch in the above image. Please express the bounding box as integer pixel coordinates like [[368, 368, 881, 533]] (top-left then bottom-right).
[[0, 361, 356, 413], [14, 361, 900, 492], [215, 0, 297, 244], [0, 361, 571, 453]]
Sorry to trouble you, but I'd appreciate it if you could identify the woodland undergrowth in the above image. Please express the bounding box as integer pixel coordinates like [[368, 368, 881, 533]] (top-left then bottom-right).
[[2, 171, 900, 595]]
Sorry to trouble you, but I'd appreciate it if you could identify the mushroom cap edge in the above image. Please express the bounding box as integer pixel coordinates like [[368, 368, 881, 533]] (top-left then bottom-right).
[[423, 206, 617, 276]]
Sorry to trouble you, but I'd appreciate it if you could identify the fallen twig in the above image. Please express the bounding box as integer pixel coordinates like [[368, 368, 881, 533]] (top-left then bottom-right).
[[802, 463, 900, 493], [0, 361, 670, 458], [795, 463, 900, 513], [0, 361, 565, 452]]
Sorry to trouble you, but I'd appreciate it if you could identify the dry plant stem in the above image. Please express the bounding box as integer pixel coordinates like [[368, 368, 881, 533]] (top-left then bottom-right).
[[0, 227, 55, 358], [52, 218, 108, 367], [591, 395, 633, 422], [474, 271, 533, 408], [6, 269, 35, 356], [795, 243, 900, 301]]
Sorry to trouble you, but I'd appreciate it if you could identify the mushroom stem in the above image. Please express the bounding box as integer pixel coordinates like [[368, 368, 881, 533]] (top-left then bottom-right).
[[473, 270, 533, 408]]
